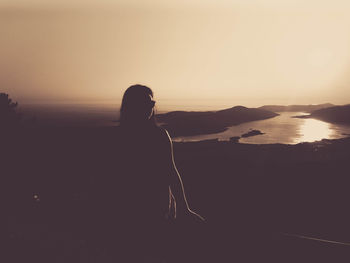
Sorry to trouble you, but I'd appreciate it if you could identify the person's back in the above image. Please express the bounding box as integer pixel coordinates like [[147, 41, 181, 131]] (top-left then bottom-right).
[[92, 121, 172, 262], [100, 124, 170, 222], [90, 84, 204, 262]]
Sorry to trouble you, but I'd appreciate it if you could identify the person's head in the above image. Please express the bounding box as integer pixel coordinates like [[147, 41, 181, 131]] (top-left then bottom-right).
[[119, 84, 157, 126]]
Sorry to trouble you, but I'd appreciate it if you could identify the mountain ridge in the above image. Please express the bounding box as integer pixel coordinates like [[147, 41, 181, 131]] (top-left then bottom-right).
[[156, 106, 278, 137], [309, 104, 350, 124], [258, 103, 334, 113]]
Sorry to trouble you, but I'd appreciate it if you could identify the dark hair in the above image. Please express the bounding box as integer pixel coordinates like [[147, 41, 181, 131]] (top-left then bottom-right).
[[119, 84, 157, 126]]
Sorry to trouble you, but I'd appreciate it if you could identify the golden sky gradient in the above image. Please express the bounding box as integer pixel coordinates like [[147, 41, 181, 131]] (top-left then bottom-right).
[[1, 0, 350, 110]]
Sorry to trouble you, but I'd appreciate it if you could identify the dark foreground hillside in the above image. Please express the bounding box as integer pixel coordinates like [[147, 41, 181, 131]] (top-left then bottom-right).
[[2, 126, 350, 262]]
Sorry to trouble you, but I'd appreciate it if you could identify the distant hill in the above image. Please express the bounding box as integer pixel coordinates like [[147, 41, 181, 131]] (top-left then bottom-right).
[[156, 106, 278, 137], [309, 105, 350, 124], [259, 103, 334, 113]]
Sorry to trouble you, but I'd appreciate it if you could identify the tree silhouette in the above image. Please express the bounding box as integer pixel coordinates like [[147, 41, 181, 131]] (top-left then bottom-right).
[[0, 93, 21, 125]]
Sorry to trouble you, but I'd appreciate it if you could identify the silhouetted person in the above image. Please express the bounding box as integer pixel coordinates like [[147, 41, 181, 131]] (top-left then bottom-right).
[[91, 84, 204, 262]]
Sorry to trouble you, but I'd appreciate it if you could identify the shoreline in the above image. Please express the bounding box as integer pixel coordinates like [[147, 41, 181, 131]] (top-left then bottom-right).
[[174, 133, 350, 146]]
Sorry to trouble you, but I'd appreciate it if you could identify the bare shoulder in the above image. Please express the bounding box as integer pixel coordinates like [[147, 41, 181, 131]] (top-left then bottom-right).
[[157, 127, 171, 141], [154, 126, 173, 149]]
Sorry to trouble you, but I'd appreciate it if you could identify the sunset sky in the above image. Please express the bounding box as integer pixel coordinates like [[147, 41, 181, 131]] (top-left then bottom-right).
[[1, 0, 350, 110]]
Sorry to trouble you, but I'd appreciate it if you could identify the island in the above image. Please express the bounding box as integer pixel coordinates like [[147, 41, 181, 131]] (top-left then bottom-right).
[[241, 129, 265, 138], [229, 136, 240, 143]]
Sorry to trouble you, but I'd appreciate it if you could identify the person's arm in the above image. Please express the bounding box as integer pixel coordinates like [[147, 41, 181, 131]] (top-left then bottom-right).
[[163, 130, 205, 221]]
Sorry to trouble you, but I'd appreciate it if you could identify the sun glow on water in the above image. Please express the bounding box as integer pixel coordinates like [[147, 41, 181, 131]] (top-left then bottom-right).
[[174, 112, 350, 144], [295, 118, 333, 143]]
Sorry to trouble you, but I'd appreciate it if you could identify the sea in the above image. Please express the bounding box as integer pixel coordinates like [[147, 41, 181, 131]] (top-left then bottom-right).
[[21, 104, 350, 144], [173, 112, 350, 144]]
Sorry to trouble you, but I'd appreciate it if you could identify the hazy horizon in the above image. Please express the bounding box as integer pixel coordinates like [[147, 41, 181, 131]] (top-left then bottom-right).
[[1, 0, 350, 109], [18, 100, 347, 113]]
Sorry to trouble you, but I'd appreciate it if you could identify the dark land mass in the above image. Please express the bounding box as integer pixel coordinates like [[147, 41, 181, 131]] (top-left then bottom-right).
[[241, 129, 264, 138], [308, 105, 350, 124], [18, 104, 119, 127], [3, 125, 350, 262], [230, 136, 240, 143], [294, 105, 350, 125], [259, 103, 334, 113], [156, 106, 278, 137]]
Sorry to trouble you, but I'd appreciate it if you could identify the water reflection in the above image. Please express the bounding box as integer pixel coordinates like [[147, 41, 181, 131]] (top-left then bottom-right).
[[295, 118, 333, 144], [174, 112, 350, 144]]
